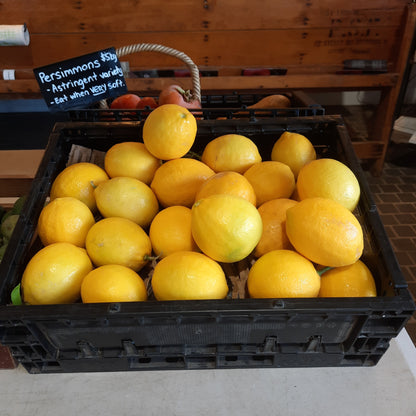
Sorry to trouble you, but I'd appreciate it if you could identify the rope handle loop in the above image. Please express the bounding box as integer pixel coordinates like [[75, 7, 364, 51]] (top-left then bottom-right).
[[99, 43, 201, 109]]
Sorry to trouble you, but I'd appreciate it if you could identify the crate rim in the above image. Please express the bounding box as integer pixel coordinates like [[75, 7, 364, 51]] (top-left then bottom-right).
[[1, 292, 414, 323], [66, 105, 326, 122]]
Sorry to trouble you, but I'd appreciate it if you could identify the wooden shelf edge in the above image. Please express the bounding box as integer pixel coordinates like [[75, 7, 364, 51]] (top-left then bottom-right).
[[0, 150, 45, 178]]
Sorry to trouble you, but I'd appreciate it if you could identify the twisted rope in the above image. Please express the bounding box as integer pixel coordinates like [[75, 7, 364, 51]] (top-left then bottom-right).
[[99, 43, 201, 109]]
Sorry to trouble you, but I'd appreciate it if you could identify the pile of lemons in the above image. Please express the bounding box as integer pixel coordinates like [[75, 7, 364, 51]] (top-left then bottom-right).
[[19, 104, 376, 305]]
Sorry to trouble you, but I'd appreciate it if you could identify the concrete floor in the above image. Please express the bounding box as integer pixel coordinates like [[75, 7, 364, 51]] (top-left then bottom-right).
[[0, 330, 415, 416]]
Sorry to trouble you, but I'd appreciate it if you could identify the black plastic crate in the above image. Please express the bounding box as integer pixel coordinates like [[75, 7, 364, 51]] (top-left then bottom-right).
[[0, 114, 414, 374], [68, 91, 325, 122]]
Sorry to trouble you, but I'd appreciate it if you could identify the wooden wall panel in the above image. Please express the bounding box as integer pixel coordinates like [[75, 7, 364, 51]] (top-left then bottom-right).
[[1, 27, 402, 71], [0, 1, 414, 176], [0, 0, 406, 32], [0, 0, 409, 72]]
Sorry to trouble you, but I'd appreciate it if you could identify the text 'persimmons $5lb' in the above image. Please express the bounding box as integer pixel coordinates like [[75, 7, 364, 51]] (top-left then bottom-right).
[[191, 194, 263, 263], [151, 251, 228, 301], [142, 104, 197, 160], [285, 197, 364, 267]]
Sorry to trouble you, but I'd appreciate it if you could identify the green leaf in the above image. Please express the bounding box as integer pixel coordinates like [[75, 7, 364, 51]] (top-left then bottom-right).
[[11, 284, 23, 305]]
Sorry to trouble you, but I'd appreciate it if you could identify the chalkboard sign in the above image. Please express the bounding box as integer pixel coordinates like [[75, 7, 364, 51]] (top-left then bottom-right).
[[33, 47, 128, 112]]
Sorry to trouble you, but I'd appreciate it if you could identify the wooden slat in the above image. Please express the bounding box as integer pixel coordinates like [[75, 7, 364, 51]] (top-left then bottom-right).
[[0, 179, 34, 198], [1, 26, 403, 70], [0, 150, 44, 179], [0, 81, 41, 98], [0, 0, 406, 32], [0, 150, 44, 198], [0, 197, 19, 208], [198, 74, 399, 92]]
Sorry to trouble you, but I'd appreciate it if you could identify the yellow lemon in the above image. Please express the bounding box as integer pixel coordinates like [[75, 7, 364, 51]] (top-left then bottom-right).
[[286, 197, 364, 267], [104, 141, 161, 184], [271, 131, 316, 178], [50, 162, 109, 212], [297, 158, 360, 211], [94, 176, 159, 228], [151, 251, 229, 300], [21, 242, 93, 305], [247, 249, 321, 298], [85, 217, 152, 271], [37, 197, 95, 247], [191, 194, 263, 263], [201, 134, 262, 174], [243, 161, 295, 206], [151, 158, 215, 208], [195, 171, 257, 206], [149, 205, 198, 258], [290, 185, 301, 201], [142, 104, 197, 160], [81, 264, 148, 303], [254, 198, 298, 258], [319, 260, 377, 297]]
